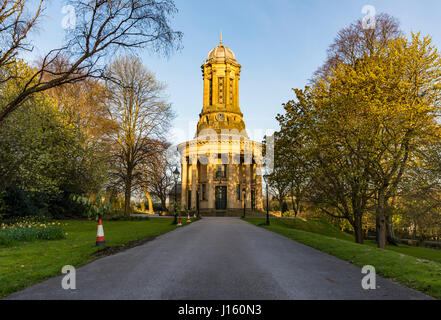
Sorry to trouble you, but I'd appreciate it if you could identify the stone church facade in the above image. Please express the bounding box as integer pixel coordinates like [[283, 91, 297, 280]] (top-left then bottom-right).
[[177, 35, 263, 215]]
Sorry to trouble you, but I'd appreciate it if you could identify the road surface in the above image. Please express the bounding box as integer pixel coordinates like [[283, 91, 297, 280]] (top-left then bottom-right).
[[6, 217, 432, 300]]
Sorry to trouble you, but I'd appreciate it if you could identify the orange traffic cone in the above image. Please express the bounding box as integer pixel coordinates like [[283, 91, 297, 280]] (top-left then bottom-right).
[[95, 218, 106, 246], [177, 215, 182, 226]]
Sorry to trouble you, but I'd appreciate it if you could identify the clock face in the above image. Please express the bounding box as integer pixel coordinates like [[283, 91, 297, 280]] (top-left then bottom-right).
[[216, 113, 225, 121]]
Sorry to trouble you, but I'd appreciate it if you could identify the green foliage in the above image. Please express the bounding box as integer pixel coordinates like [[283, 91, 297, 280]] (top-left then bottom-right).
[[0, 191, 7, 217], [71, 195, 112, 221], [170, 201, 180, 214], [0, 186, 48, 217], [275, 29, 441, 245], [282, 211, 293, 218], [0, 61, 109, 219]]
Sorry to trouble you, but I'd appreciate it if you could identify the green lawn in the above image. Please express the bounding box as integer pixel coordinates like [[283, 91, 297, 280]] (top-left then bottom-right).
[[265, 217, 355, 241], [245, 218, 441, 299], [0, 218, 192, 298], [364, 240, 441, 264]]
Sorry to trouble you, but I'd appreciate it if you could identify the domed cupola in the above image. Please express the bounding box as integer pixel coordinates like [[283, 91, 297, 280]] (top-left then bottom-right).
[[207, 33, 236, 62]]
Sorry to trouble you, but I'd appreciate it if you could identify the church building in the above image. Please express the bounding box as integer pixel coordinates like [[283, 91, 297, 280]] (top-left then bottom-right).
[[177, 34, 263, 215]]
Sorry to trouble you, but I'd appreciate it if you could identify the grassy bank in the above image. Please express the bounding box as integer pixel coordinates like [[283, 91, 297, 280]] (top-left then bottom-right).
[[0, 218, 192, 298], [245, 218, 441, 299]]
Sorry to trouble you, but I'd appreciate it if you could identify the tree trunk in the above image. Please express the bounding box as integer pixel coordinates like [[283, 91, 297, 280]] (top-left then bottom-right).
[[278, 198, 284, 214], [124, 177, 132, 217], [354, 214, 364, 244], [384, 199, 396, 243], [160, 197, 167, 213], [377, 187, 386, 249], [418, 233, 425, 247], [290, 190, 296, 216], [295, 199, 301, 217], [386, 214, 395, 239], [412, 222, 417, 240]]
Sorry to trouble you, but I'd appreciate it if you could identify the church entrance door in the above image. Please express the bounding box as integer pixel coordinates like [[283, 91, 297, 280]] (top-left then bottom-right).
[[215, 186, 227, 210]]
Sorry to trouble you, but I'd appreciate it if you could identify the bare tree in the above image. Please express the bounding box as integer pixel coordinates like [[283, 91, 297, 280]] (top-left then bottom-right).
[[143, 147, 178, 213], [105, 55, 173, 216], [0, 0, 43, 74], [0, 0, 182, 122], [314, 13, 402, 81]]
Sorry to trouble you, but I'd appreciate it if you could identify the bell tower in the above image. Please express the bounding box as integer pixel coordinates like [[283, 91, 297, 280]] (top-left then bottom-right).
[[197, 33, 247, 136], [177, 33, 263, 215]]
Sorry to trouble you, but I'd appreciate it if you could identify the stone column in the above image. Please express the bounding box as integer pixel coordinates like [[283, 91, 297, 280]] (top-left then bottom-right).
[[236, 163, 241, 207], [227, 156, 235, 209], [191, 160, 197, 210], [245, 163, 251, 210], [255, 164, 263, 210], [208, 162, 215, 211], [213, 71, 219, 105]]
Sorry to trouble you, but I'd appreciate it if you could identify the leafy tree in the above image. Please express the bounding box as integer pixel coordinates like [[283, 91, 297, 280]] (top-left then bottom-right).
[[275, 99, 314, 217], [396, 143, 441, 244], [274, 16, 441, 246], [0, 61, 109, 217]]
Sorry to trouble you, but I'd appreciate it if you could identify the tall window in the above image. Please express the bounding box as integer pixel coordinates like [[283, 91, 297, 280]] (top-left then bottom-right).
[[202, 184, 206, 200], [229, 79, 233, 104], [187, 190, 192, 210], [209, 79, 213, 105], [216, 164, 227, 178], [236, 184, 241, 201], [218, 77, 224, 104]]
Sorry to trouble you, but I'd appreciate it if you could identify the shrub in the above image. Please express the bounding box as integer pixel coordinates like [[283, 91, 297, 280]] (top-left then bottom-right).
[[282, 210, 293, 218], [104, 215, 149, 221], [71, 195, 112, 221], [1, 186, 41, 217], [0, 186, 85, 219]]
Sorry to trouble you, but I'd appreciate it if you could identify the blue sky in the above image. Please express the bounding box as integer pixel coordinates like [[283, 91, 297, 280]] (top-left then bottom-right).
[[25, 0, 441, 145]]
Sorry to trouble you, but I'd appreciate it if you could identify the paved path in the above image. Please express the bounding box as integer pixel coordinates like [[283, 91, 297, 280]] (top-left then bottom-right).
[[6, 218, 432, 300]]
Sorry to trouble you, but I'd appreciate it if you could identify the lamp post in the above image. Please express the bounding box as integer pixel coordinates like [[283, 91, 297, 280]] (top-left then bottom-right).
[[196, 187, 200, 218], [263, 172, 270, 226], [242, 187, 246, 218], [173, 167, 180, 225]]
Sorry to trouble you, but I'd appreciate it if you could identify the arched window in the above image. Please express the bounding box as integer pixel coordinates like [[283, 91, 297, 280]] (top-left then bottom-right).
[[209, 79, 213, 105]]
